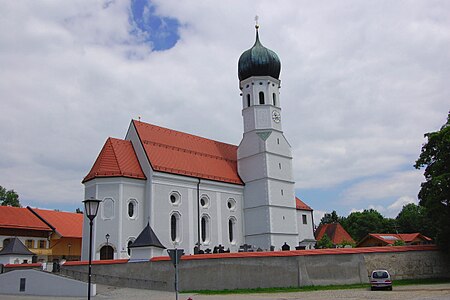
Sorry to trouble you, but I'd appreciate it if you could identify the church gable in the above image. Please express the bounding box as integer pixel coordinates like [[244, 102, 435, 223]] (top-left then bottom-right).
[[132, 120, 243, 185], [83, 137, 146, 183]]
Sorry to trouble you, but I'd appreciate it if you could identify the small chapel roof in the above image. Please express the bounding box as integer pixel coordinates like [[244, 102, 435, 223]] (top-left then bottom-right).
[[83, 137, 146, 183], [132, 120, 243, 185], [0, 237, 34, 256], [315, 223, 355, 245], [129, 223, 165, 249]]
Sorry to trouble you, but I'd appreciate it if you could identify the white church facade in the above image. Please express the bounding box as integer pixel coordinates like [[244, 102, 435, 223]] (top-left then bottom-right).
[[81, 26, 316, 261]]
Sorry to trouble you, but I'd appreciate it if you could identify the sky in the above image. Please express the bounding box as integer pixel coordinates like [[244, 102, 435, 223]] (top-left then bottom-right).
[[1, 0, 449, 223]]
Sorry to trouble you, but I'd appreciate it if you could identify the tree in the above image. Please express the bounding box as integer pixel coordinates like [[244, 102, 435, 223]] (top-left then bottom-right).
[[393, 240, 405, 246], [396, 203, 423, 233], [319, 210, 342, 225], [415, 112, 450, 251], [316, 233, 333, 249], [343, 209, 387, 243], [0, 185, 21, 207]]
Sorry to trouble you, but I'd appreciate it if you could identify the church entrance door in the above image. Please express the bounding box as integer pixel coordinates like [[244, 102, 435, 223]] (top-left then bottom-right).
[[100, 245, 114, 260]]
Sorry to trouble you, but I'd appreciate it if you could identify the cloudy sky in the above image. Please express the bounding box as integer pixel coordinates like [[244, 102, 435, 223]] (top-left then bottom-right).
[[1, 0, 449, 222]]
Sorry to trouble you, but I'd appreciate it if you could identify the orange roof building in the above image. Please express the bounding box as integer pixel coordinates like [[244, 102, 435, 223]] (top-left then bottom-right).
[[357, 233, 433, 247], [315, 223, 355, 246], [0, 206, 83, 262], [82, 27, 316, 261]]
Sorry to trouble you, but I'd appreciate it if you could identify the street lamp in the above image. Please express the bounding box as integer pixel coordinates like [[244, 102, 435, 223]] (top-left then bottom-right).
[[83, 197, 101, 300], [105, 234, 110, 259]]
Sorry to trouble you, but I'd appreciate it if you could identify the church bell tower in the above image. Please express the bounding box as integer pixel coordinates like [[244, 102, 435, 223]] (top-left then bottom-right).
[[237, 24, 299, 250]]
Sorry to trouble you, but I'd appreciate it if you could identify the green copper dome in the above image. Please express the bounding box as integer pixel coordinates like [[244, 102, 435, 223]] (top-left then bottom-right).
[[238, 28, 281, 81]]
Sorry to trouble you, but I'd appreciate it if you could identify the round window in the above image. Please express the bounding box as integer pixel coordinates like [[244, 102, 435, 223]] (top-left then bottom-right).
[[227, 199, 236, 211], [200, 196, 209, 208], [170, 192, 180, 205]]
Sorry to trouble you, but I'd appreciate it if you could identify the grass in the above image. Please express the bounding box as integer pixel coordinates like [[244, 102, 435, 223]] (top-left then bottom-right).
[[183, 278, 450, 295]]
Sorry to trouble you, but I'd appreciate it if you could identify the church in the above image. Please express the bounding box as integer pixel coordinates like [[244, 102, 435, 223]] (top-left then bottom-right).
[[81, 25, 316, 261]]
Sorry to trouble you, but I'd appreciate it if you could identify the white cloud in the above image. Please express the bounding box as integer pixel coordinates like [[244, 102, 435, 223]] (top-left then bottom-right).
[[0, 0, 449, 209], [313, 210, 326, 226], [341, 170, 423, 204]]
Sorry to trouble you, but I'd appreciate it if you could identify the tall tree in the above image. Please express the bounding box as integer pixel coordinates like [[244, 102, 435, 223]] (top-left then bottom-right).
[[0, 185, 21, 207], [343, 209, 386, 243], [395, 203, 434, 237], [414, 112, 450, 251], [319, 210, 341, 225]]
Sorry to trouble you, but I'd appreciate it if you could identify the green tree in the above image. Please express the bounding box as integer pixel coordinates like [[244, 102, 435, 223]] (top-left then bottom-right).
[[414, 112, 450, 251], [343, 209, 386, 243], [0, 185, 21, 207], [319, 210, 342, 225], [316, 233, 333, 249], [393, 240, 405, 246]]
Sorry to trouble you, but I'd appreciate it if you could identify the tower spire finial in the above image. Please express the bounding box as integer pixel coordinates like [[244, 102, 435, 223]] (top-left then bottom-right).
[[255, 15, 259, 30]]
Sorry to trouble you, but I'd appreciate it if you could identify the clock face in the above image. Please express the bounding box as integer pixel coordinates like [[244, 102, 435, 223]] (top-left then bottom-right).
[[272, 110, 281, 123]]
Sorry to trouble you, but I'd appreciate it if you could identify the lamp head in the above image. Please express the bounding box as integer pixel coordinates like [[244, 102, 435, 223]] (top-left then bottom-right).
[[83, 198, 101, 221]]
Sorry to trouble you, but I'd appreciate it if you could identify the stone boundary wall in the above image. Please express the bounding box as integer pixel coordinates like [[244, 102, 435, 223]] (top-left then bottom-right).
[[60, 245, 450, 291]]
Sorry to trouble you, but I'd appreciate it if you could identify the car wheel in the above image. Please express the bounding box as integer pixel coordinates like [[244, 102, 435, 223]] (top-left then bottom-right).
[[371, 287, 374, 291], [388, 286, 392, 291]]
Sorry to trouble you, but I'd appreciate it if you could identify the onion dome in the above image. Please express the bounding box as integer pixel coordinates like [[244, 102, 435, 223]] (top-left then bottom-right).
[[238, 26, 281, 81]]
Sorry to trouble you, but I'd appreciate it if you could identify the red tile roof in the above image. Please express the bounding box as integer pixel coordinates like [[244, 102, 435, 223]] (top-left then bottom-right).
[[30, 208, 83, 238], [315, 223, 355, 245], [83, 137, 146, 183], [132, 120, 243, 185], [296, 197, 312, 211], [359, 233, 432, 246], [0, 206, 52, 232]]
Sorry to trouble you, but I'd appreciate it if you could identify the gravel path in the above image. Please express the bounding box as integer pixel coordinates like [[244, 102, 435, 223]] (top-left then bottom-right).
[[1, 283, 450, 300]]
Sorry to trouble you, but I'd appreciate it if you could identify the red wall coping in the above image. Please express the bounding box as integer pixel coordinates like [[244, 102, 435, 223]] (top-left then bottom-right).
[[5, 263, 42, 268], [63, 259, 129, 266], [58, 245, 438, 266], [151, 244, 438, 262]]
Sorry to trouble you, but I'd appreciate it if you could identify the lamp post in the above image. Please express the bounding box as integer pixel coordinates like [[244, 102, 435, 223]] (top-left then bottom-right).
[[83, 198, 101, 300], [105, 233, 110, 259]]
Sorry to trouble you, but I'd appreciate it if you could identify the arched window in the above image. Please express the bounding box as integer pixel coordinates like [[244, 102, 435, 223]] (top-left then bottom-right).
[[128, 202, 134, 218], [246, 94, 251, 107], [170, 213, 180, 242], [100, 245, 114, 260], [273, 93, 277, 106], [127, 240, 133, 256], [259, 92, 265, 104], [3, 238, 11, 248], [228, 218, 236, 244], [127, 199, 138, 219], [201, 215, 210, 244]]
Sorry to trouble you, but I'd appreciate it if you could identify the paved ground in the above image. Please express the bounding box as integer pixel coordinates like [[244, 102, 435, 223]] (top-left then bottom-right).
[[1, 283, 450, 300]]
